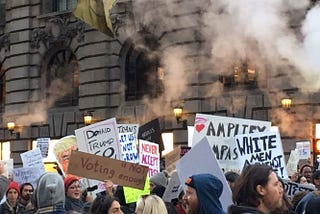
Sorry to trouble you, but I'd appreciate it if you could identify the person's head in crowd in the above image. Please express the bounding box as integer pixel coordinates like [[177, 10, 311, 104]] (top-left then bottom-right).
[[184, 173, 225, 214], [135, 194, 167, 214], [20, 182, 34, 205], [89, 195, 123, 214], [150, 185, 166, 198], [291, 191, 309, 211], [175, 187, 187, 214], [64, 175, 81, 199], [149, 171, 167, 191], [300, 164, 313, 183], [304, 196, 320, 214], [311, 170, 320, 190], [225, 171, 240, 190], [33, 172, 65, 213], [270, 178, 293, 214], [6, 181, 20, 205], [229, 163, 283, 214]]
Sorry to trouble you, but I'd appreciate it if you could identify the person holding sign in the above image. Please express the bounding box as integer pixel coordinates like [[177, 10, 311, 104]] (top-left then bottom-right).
[[228, 163, 283, 214], [183, 173, 225, 214]]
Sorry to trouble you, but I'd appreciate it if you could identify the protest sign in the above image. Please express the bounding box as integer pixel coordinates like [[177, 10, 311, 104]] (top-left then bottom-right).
[[138, 119, 164, 152], [235, 131, 288, 178], [283, 180, 315, 199], [188, 126, 194, 147], [75, 118, 121, 159], [192, 114, 271, 171], [117, 124, 139, 140], [162, 171, 181, 202], [36, 138, 50, 158], [164, 146, 191, 173], [68, 150, 148, 189], [13, 166, 44, 188], [123, 177, 150, 204], [139, 140, 160, 177], [296, 141, 311, 160], [2, 159, 13, 179], [20, 148, 46, 174], [119, 132, 139, 163], [286, 150, 299, 176], [176, 137, 233, 212]]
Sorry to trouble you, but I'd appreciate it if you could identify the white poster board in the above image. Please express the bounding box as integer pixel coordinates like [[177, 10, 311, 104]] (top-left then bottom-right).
[[20, 148, 46, 174], [192, 114, 271, 171], [13, 166, 44, 188], [286, 150, 299, 176], [119, 132, 139, 163], [176, 137, 233, 212], [235, 131, 288, 178], [296, 141, 311, 160], [139, 140, 160, 177], [36, 138, 50, 158], [75, 118, 121, 159], [117, 124, 139, 140]]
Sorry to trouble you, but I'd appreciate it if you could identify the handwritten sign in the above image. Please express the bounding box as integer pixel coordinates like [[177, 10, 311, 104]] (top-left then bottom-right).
[[123, 177, 150, 204], [286, 150, 299, 176], [192, 114, 271, 171], [117, 124, 139, 140], [164, 146, 181, 173], [3, 159, 13, 179], [296, 141, 311, 160], [138, 119, 164, 152], [139, 140, 160, 177], [162, 171, 181, 202], [283, 180, 315, 199], [176, 137, 233, 212], [235, 131, 288, 178], [36, 138, 50, 158], [20, 148, 46, 174], [68, 150, 148, 189], [13, 166, 44, 188], [75, 118, 121, 159], [119, 132, 139, 163]]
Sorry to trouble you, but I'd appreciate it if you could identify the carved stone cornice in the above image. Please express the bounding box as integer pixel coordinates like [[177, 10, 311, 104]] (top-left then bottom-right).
[[31, 14, 85, 50], [0, 33, 10, 52]]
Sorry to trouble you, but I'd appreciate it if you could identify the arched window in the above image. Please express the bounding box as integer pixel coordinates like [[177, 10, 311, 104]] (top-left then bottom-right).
[[45, 48, 79, 107], [124, 35, 164, 101]]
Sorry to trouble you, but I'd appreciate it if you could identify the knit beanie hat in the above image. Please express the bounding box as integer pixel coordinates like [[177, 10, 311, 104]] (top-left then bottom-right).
[[150, 172, 167, 187], [6, 181, 20, 196], [64, 175, 78, 191]]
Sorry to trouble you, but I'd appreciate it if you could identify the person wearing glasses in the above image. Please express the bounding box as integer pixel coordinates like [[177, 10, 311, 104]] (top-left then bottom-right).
[[18, 183, 35, 213], [64, 175, 86, 213]]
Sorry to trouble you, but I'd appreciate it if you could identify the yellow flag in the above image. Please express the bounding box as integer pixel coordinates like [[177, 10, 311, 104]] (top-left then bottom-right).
[[73, 0, 116, 37]]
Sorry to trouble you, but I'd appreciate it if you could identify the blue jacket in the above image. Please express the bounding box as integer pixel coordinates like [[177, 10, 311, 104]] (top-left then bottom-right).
[[187, 173, 225, 214]]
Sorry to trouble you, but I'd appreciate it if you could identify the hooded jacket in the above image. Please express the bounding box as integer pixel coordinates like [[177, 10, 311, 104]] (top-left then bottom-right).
[[185, 173, 225, 214], [34, 172, 65, 214], [228, 205, 265, 214]]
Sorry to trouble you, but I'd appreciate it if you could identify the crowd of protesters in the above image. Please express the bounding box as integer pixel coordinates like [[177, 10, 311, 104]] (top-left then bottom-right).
[[1, 160, 320, 214]]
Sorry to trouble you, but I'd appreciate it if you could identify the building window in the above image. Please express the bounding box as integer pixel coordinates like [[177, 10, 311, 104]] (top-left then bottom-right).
[[0, 67, 5, 113], [0, 0, 5, 26], [220, 61, 258, 89], [42, 0, 77, 14], [46, 49, 79, 107], [125, 36, 164, 101]]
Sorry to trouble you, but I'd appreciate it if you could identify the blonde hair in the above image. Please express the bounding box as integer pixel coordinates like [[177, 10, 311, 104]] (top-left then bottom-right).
[[53, 135, 77, 157], [136, 195, 168, 214]]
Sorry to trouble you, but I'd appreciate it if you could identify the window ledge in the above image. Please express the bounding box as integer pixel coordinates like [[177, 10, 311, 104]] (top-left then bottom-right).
[[37, 10, 73, 20]]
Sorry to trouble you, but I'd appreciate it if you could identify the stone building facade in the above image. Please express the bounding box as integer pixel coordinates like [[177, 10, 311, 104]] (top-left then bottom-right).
[[0, 0, 320, 167]]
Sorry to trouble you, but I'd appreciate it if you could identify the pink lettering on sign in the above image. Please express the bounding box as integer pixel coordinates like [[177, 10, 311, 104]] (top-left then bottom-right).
[[141, 144, 158, 155], [141, 154, 159, 166]]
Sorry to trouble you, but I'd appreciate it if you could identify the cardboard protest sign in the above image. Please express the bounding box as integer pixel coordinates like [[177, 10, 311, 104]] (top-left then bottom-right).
[[192, 114, 271, 171], [283, 180, 315, 199], [20, 148, 46, 174], [13, 166, 44, 188], [286, 150, 299, 176], [296, 141, 311, 160], [164, 146, 191, 173], [36, 138, 50, 158], [117, 124, 139, 140], [176, 137, 233, 212], [138, 118, 164, 152], [162, 171, 181, 202], [123, 177, 150, 204], [235, 131, 288, 178], [75, 118, 121, 159], [139, 140, 160, 177], [119, 132, 139, 163], [68, 150, 148, 189]]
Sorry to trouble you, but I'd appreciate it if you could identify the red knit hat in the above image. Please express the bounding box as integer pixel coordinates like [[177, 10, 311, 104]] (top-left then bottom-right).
[[64, 175, 78, 191], [6, 181, 20, 196]]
